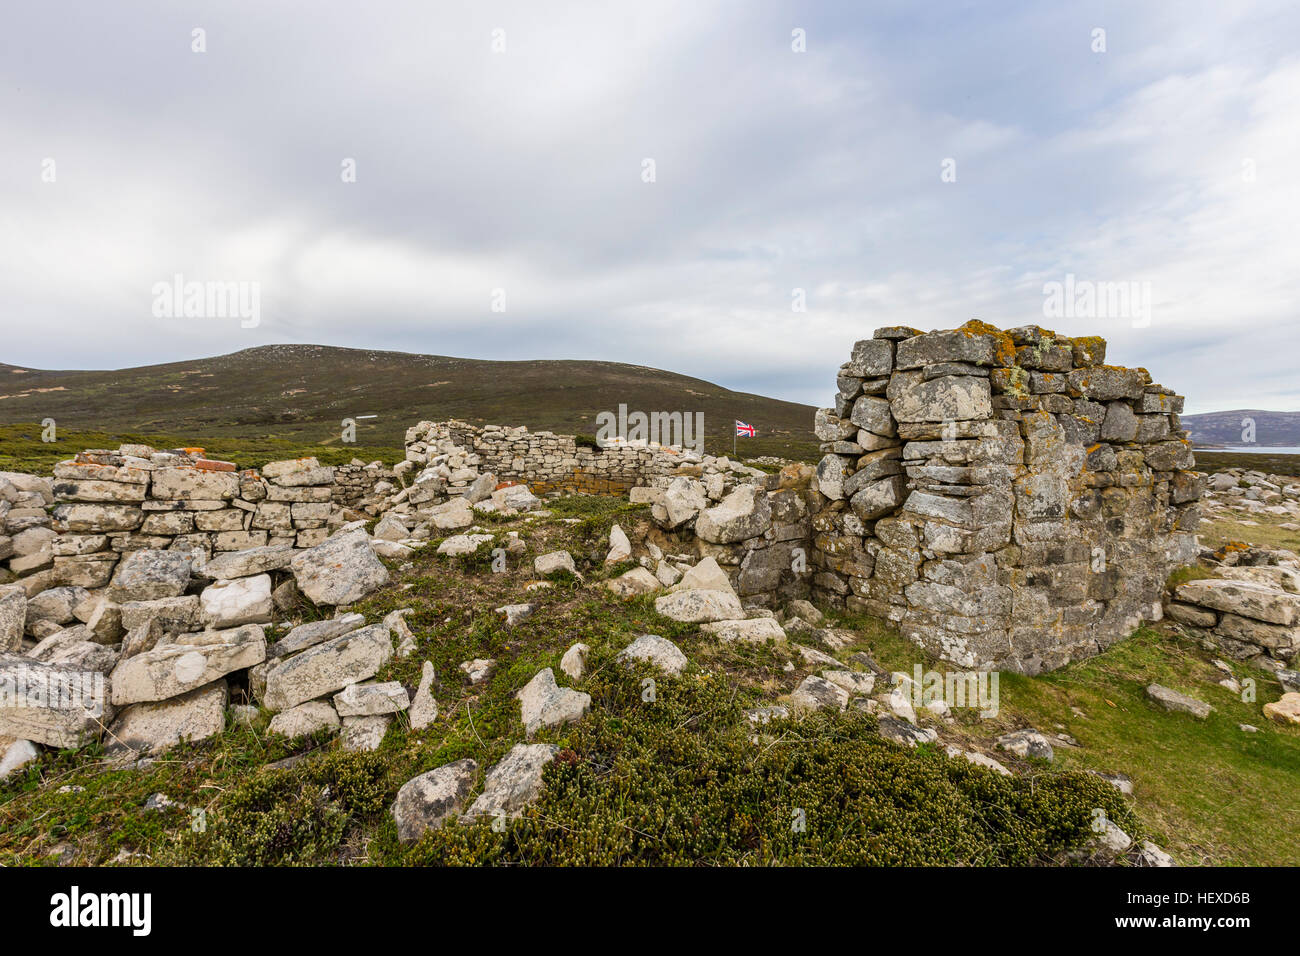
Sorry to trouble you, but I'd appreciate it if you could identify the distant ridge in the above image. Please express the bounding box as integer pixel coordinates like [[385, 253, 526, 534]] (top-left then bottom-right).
[[1181, 409, 1300, 447], [0, 344, 819, 459]]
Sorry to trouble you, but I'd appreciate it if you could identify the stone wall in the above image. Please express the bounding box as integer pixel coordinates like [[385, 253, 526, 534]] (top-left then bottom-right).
[[2, 446, 346, 593], [404, 420, 719, 495], [809, 321, 1202, 674]]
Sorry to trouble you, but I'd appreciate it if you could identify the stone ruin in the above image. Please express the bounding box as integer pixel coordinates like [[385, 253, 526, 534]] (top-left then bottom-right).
[[807, 320, 1203, 674]]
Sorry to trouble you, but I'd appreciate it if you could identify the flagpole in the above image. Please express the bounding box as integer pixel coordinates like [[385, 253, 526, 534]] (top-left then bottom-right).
[[732, 422, 736, 458]]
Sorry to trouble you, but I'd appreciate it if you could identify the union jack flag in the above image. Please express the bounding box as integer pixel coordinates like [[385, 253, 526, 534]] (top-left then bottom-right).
[[735, 420, 755, 437]]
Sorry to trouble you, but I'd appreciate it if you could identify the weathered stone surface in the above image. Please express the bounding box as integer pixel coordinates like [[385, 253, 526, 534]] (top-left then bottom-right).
[[517, 668, 590, 735], [105, 680, 228, 757], [654, 588, 744, 623], [409, 661, 438, 729], [289, 528, 389, 606], [670, 556, 736, 595], [341, 714, 390, 751], [659, 476, 707, 528], [393, 758, 479, 842], [789, 675, 849, 712], [995, 729, 1055, 760], [263, 623, 393, 712], [850, 475, 907, 521], [617, 634, 688, 675], [0, 653, 111, 748], [120, 595, 201, 633], [108, 550, 193, 603], [1146, 683, 1212, 718], [437, 533, 495, 556], [534, 550, 576, 576], [888, 371, 993, 422], [202, 545, 294, 580], [560, 642, 589, 680], [110, 625, 266, 705], [700, 618, 786, 643], [0, 586, 25, 652], [603, 567, 661, 598], [200, 574, 273, 628], [333, 680, 410, 717], [605, 524, 632, 564], [268, 612, 366, 658], [1176, 579, 1299, 626], [1263, 692, 1300, 725], [268, 700, 340, 738], [695, 485, 772, 544], [462, 743, 559, 821], [0, 738, 40, 780]]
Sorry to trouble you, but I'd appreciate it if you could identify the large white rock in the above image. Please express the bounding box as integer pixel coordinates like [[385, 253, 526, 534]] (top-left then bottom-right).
[[289, 528, 389, 606], [200, 574, 273, 628], [669, 556, 736, 596], [263, 623, 393, 712], [437, 534, 495, 557], [107, 549, 193, 602], [603, 567, 661, 597], [659, 477, 707, 529], [268, 700, 340, 738], [109, 625, 266, 706], [105, 680, 228, 757], [392, 758, 479, 842], [429, 497, 474, 531], [462, 743, 559, 822], [517, 668, 591, 735], [654, 588, 744, 623], [341, 714, 390, 751], [0, 585, 27, 652], [1176, 579, 1300, 625], [202, 545, 295, 580], [333, 680, 410, 717], [617, 634, 688, 675], [560, 642, 589, 680], [0, 738, 40, 780], [534, 550, 576, 576], [605, 524, 632, 564], [0, 653, 112, 748], [701, 618, 787, 643], [695, 486, 771, 544]]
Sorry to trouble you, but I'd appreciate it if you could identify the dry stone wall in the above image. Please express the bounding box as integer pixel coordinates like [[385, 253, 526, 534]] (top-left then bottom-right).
[[810, 321, 1203, 674], [404, 420, 735, 495], [1, 446, 352, 592]]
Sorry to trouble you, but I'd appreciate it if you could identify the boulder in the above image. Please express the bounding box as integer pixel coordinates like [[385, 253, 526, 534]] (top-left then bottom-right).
[[341, 714, 390, 751], [0, 585, 25, 652], [1145, 683, 1212, 719], [517, 668, 591, 735], [700, 618, 787, 643], [0, 738, 40, 780], [268, 612, 366, 658], [109, 625, 267, 706], [654, 588, 744, 623], [603, 567, 661, 598], [695, 486, 771, 544], [462, 743, 559, 822], [202, 545, 295, 580], [437, 534, 495, 557], [1176, 579, 1299, 626], [333, 680, 411, 717], [409, 661, 438, 730], [107, 549, 192, 602], [560, 642, 589, 680], [429, 497, 474, 531], [789, 675, 849, 712], [877, 715, 937, 747], [605, 524, 632, 564], [459, 659, 496, 684], [996, 729, 1055, 760], [105, 680, 228, 757], [659, 477, 707, 528], [1262, 692, 1300, 725], [392, 758, 479, 842], [0, 653, 112, 748], [616, 634, 688, 675], [200, 574, 273, 628], [289, 528, 389, 606], [263, 623, 393, 712], [534, 550, 576, 576], [268, 701, 340, 738], [669, 556, 736, 596]]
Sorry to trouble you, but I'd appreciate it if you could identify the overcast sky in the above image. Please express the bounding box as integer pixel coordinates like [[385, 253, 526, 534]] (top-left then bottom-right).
[[2, 1, 1297, 414]]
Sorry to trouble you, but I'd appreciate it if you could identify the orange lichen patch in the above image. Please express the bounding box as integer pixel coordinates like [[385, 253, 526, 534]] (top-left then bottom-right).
[[495, 480, 523, 491], [195, 458, 236, 472], [181, 447, 206, 456], [1086, 444, 1101, 454], [957, 319, 1017, 366]]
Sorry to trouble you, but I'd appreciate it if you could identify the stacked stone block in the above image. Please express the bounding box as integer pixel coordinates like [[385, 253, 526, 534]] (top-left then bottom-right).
[[810, 321, 1202, 674], [1, 446, 345, 592], [404, 420, 735, 496]]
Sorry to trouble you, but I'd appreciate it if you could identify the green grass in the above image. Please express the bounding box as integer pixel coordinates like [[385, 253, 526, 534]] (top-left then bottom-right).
[[3, 495, 1296, 866], [1194, 451, 1300, 478], [0, 422, 403, 473]]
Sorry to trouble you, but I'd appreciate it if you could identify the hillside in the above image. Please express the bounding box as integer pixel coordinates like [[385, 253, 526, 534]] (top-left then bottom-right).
[[1182, 409, 1300, 447], [0, 346, 819, 462]]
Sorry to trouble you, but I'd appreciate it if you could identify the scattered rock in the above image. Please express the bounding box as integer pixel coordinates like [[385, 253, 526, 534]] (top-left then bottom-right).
[[289, 528, 389, 606], [462, 743, 559, 822], [263, 623, 393, 712], [560, 642, 589, 680], [995, 729, 1055, 760], [604, 567, 661, 597], [341, 714, 390, 752], [1262, 692, 1300, 725], [268, 701, 340, 738], [496, 603, 536, 627], [0, 738, 40, 779], [617, 634, 688, 676], [653, 588, 744, 623], [109, 625, 266, 706], [409, 661, 438, 730], [392, 758, 479, 842], [534, 550, 576, 576], [459, 658, 496, 684], [517, 668, 591, 735], [701, 617, 786, 643], [333, 680, 411, 717], [789, 675, 849, 712], [875, 714, 936, 747], [1146, 683, 1213, 719], [605, 525, 632, 564]]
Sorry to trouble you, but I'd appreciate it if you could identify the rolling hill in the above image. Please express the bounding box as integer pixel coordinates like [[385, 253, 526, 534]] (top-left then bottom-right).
[[1181, 410, 1300, 448], [0, 345, 820, 465]]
